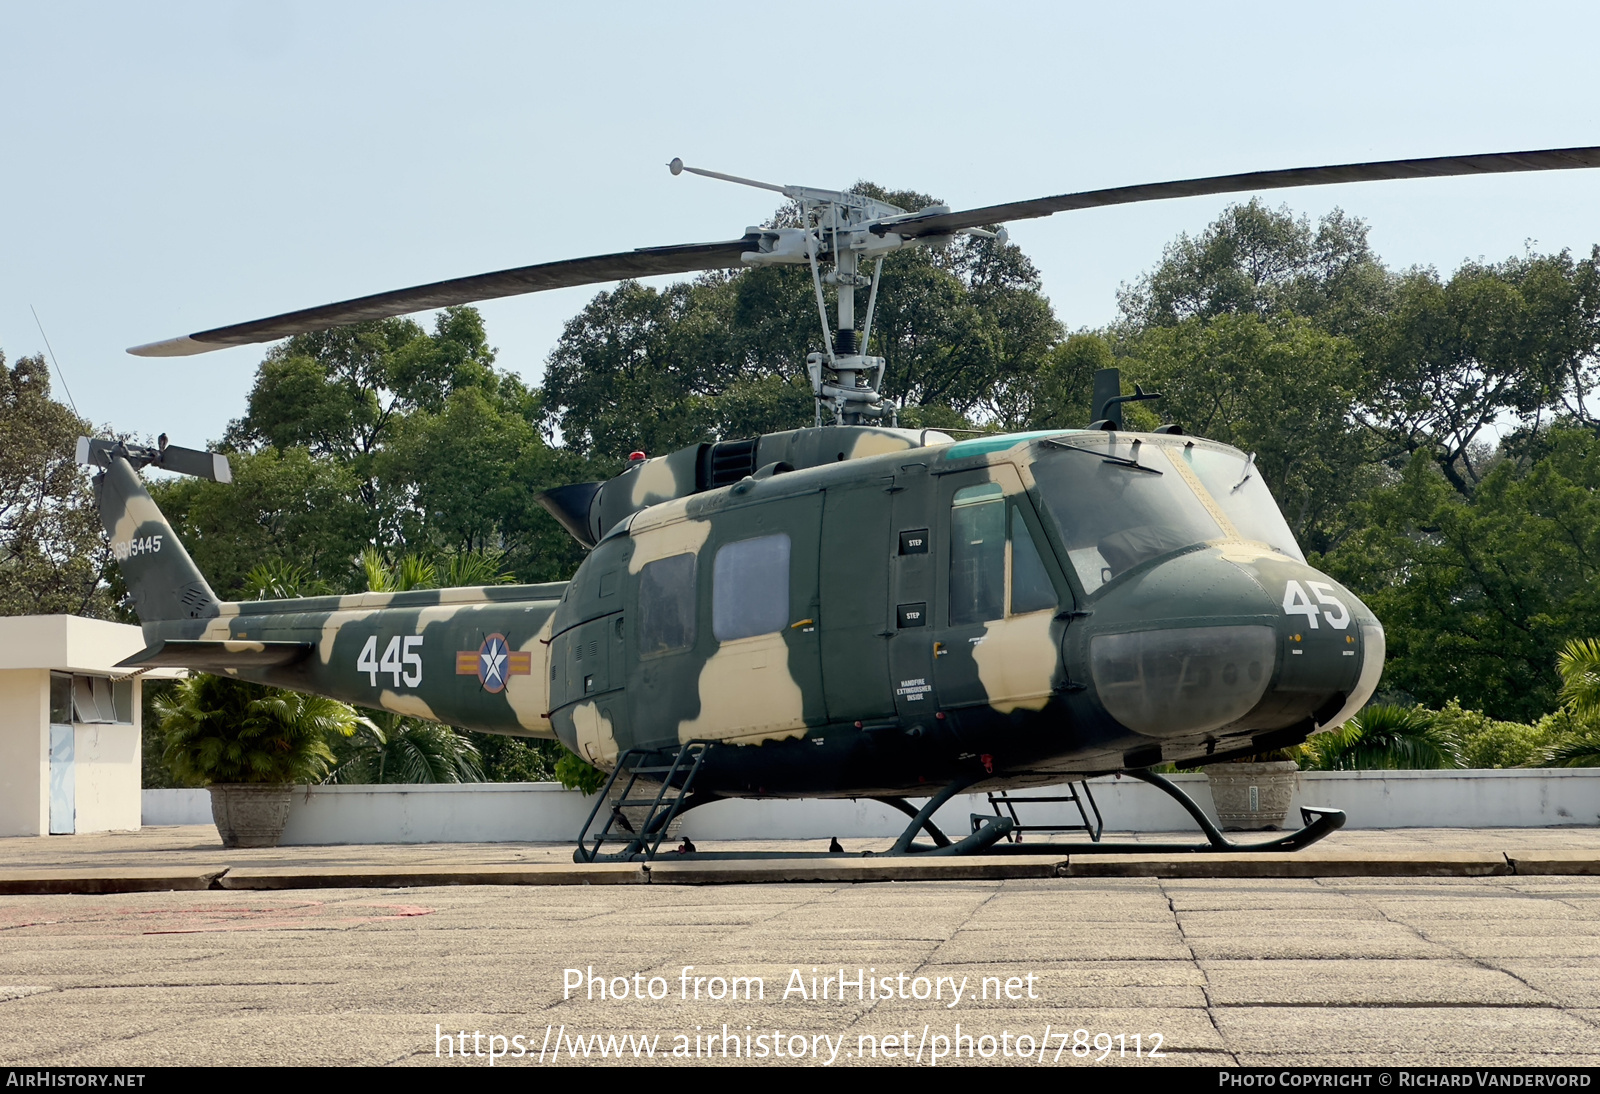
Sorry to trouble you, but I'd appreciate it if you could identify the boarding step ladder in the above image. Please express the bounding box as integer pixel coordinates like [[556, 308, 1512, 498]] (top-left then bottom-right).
[[975, 781, 1104, 844], [574, 740, 713, 862]]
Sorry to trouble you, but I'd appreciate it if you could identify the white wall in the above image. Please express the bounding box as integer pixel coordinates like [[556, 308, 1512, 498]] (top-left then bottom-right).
[[0, 669, 48, 837], [276, 783, 600, 845], [73, 722, 142, 832], [142, 788, 212, 826], [142, 769, 1600, 845]]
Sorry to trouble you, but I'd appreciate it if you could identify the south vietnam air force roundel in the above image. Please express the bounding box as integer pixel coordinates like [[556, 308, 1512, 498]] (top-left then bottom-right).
[[455, 633, 532, 694]]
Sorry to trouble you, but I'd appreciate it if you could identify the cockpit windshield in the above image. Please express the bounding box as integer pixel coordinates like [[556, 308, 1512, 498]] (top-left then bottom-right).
[[1175, 442, 1306, 562], [1032, 436, 1223, 594]]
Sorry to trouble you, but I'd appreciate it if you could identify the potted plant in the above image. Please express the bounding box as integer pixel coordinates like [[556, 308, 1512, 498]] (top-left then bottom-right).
[[155, 674, 367, 848], [1200, 749, 1301, 831]]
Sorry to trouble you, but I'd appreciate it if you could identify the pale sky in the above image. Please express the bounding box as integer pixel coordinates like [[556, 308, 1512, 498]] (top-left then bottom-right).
[[4, 1, 1599, 445]]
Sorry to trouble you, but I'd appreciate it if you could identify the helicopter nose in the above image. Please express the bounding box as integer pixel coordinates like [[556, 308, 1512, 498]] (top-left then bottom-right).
[[1077, 546, 1383, 740]]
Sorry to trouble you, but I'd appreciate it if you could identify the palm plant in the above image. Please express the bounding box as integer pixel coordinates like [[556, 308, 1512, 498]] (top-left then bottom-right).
[[240, 558, 331, 600], [1546, 639, 1600, 767], [156, 674, 368, 785], [327, 710, 484, 784], [444, 550, 515, 588], [1297, 704, 1463, 771], [360, 547, 437, 592]]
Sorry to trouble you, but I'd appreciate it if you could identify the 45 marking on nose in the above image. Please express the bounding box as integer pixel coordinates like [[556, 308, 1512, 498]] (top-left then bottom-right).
[[1282, 580, 1350, 630]]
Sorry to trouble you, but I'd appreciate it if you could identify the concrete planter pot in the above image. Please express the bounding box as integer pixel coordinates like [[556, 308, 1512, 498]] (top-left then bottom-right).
[[1202, 761, 1299, 831], [208, 784, 294, 848]]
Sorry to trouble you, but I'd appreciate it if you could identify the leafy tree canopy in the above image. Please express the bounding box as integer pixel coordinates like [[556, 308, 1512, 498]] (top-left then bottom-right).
[[0, 352, 112, 618]]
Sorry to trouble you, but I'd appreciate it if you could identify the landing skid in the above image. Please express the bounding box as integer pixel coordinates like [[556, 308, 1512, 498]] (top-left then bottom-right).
[[973, 769, 1346, 855], [575, 765, 1344, 862]]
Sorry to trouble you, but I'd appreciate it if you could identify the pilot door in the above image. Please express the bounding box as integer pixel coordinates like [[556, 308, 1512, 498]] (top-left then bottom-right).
[[930, 465, 1069, 733]]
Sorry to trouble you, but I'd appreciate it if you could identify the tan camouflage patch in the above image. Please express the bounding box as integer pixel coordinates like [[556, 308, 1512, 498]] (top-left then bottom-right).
[[847, 430, 916, 459], [505, 614, 556, 736], [627, 515, 711, 574], [677, 631, 806, 746], [572, 700, 619, 767], [199, 602, 241, 640], [377, 690, 439, 721], [318, 609, 378, 665], [972, 609, 1057, 714], [630, 457, 682, 508], [1217, 543, 1278, 563], [340, 592, 395, 610]]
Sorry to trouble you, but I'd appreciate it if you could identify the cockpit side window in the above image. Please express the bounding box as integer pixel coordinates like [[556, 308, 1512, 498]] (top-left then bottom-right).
[[949, 484, 1059, 625], [1010, 507, 1056, 615]]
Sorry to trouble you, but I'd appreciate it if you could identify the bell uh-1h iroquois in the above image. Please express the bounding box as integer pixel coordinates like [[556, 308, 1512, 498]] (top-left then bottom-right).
[[88, 146, 1600, 860]]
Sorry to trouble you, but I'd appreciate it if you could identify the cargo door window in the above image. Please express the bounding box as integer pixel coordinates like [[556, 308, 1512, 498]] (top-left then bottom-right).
[[712, 533, 791, 641]]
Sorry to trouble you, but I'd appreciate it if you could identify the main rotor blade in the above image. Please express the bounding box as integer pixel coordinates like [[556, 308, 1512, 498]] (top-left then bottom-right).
[[883, 146, 1600, 239], [127, 237, 757, 357]]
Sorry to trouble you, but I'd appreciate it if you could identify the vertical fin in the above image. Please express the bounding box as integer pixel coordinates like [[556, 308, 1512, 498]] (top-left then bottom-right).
[[93, 455, 221, 622]]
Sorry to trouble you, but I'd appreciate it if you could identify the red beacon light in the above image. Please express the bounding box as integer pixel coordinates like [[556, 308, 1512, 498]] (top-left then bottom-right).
[[628, 451, 647, 462]]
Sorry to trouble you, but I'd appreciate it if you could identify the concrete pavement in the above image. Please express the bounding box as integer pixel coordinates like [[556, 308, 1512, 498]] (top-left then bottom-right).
[[0, 825, 1597, 1066]]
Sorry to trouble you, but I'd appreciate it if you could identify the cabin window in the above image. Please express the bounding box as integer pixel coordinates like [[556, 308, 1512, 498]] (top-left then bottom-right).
[[638, 553, 697, 655], [949, 483, 1006, 626], [713, 533, 791, 641], [1010, 507, 1056, 615]]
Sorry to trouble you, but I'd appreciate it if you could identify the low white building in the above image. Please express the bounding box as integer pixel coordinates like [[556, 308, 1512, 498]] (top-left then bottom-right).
[[0, 615, 178, 836]]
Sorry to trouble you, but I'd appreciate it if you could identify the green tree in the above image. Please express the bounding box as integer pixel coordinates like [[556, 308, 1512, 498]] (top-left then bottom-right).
[[1128, 314, 1376, 553], [1325, 428, 1600, 722], [1118, 200, 1391, 336], [152, 445, 375, 599], [1354, 255, 1600, 495], [0, 352, 112, 618]]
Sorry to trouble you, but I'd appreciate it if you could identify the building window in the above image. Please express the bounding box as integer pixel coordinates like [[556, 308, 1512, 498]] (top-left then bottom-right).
[[67, 674, 134, 725], [638, 553, 697, 656], [712, 534, 791, 641], [49, 673, 72, 726]]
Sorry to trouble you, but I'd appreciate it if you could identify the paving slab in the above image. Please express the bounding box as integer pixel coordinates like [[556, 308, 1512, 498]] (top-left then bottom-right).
[[1213, 1005, 1598, 1056], [1198, 958, 1546, 1006]]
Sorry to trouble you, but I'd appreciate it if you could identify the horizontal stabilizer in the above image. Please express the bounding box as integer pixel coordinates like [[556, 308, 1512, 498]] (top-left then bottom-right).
[[116, 640, 313, 673]]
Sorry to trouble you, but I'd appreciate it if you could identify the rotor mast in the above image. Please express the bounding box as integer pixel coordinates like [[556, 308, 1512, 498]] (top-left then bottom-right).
[[671, 158, 943, 426]]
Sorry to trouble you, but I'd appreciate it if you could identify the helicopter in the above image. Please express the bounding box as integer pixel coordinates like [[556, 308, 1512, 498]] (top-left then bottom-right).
[[86, 145, 1600, 860]]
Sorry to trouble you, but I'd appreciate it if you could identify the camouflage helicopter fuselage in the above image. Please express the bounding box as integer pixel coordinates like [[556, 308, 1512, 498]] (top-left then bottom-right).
[[98, 423, 1383, 799]]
